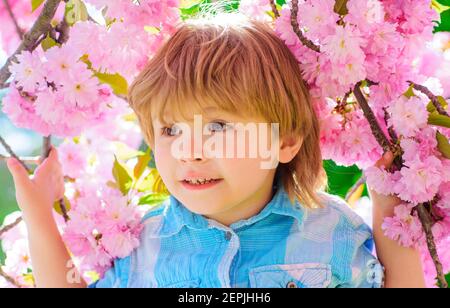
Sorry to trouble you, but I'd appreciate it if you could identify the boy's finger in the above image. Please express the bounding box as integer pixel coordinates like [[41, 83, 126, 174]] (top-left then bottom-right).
[[49, 146, 59, 162], [375, 151, 394, 169], [6, 158, 31, 188], [40, 147, 59, 167]]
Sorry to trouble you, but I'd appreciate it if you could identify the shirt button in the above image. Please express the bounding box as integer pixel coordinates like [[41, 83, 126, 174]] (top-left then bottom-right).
[[286, 281, 298, 288], [225, 231, 232, 241]]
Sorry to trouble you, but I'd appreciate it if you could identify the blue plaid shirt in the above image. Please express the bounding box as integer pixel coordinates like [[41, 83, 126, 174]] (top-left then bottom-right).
[[89, 179, 384, 288]]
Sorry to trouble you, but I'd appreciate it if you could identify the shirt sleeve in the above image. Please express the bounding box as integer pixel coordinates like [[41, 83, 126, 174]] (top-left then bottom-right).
[[87, 256, 131, 288], [338, 229, 385, 288]]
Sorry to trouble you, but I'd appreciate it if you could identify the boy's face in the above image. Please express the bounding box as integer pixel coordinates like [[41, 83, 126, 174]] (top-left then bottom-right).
[[151, 107, 281, 225]]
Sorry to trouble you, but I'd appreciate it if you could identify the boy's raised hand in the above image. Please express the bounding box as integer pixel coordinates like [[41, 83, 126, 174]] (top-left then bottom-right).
[[6, 146, 65, 220]]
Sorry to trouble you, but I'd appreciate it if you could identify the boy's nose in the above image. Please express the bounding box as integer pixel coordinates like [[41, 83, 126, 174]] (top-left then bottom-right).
[[179, 135, 208, 163]]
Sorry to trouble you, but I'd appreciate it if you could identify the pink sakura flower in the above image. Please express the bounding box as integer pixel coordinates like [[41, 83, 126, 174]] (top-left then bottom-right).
[[395, 156, 443, 204], [43, 45, 84, 85], [345, 0, 384, 30], [239, 0, 272, 22], [57, 141, 88, 179], [365, 167, 398, 196], [382, 203, 424, 248], [61, 66, 100, 109], [322, 26, 366, 65], [274, 8, 299, 46], [298, 0, 338, 41], [9, 50, 46, 93], [387, 95, 428, 138]]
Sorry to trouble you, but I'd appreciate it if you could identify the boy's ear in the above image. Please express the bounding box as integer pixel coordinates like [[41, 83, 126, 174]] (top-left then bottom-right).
[[279, 134, 303, 164]]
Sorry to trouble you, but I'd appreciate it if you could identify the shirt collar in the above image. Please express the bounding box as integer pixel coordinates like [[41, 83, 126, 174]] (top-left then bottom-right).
[[154, 174, 305, 237]]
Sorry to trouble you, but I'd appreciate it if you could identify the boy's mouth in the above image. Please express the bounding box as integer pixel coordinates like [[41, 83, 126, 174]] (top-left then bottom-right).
[[180, 178, 223, 190]]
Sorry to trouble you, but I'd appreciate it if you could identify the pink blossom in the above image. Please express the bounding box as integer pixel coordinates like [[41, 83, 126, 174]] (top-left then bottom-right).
[[387, 95, 428, 138], [382, 203, 424, 248], [395, 156, 443, 204], [9, 51, 46, 93], [239, 0, 272, 22], [57, 141, 88, 179], [298, 0, 338, 41]]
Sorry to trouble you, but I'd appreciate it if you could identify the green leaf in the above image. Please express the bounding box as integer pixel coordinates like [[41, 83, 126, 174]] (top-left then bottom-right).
[[94, 72, 129, 96], [437, 131, 450, 159], [136, 171, 155, 192], [113, 142, 145, 161], [79, 54, 92, 70], [403, 85, 416, 99], [434, 9, 450, 32], [32, 0, 45, 12], [323, 160, 365, 200], [180, 0, 203, 8], [53, 196, 71, 217], [436, 0, 450, 7], [427, 96, 448, 113], [65, 0, 89, 26], [428, 112, 450, 128], [134, 150, 152, 180], [437, 272, 450, 288], [112, 156, 133, 195], [138, 193, 169, 206], [41, 35, 57, 51]]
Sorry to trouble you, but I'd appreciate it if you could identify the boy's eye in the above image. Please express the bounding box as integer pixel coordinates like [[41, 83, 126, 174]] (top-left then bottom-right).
[[161, 125, 182, 137], [206, 121, 231, 133]]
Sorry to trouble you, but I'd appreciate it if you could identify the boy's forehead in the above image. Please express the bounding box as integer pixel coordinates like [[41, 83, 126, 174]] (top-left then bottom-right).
[[156, 106, 233, 122]]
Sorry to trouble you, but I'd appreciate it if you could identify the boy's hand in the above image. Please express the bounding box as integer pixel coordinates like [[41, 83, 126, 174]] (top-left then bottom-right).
[[6, 146, 65, 220], [367, 151, 403, 211]]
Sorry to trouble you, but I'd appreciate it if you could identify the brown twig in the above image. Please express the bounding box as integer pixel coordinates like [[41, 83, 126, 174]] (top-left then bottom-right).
[[2, 0, 24, 39], [353, 82, 392, 153], [41, 136, 52, 161], [269, 0, 280, 18], [408, 81, 449, 117], [383, 107, 399, 144], [0, 135, 31, 173], [416, 203, 448, 288], [290, 0, 321, 53], [0, 0, 62, 88], [0, 216, 22, 238], [55, 17, 70, 44], [0, 266, 22, 288]]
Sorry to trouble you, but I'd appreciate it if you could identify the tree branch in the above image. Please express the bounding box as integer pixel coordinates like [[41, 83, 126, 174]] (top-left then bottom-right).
[[290, 0, 321, 53], [0, 216, 22, 238], [416, 203, 448, 288], [0, 0, 62, 87], [0, 266, 22, 288], [353, 82, 393, 153], [269, 0, 280, 18], [408, 81, 449, 117], [0, 135, 31, 173], [2, 0, 24, 39]]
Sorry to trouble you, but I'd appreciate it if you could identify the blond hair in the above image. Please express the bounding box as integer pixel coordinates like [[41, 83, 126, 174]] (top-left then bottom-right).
[[128, 13, 328, 209]]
